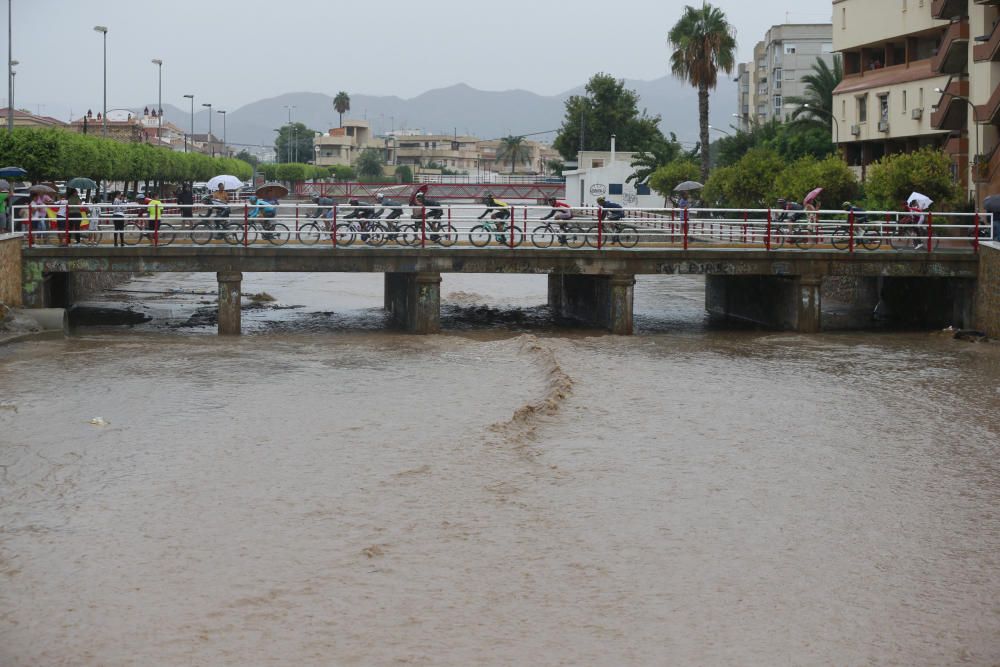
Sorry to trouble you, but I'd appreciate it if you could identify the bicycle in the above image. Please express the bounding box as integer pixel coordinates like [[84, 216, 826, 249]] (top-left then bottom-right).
[[888, 214, 939, 250], [469, 217, 524, 247], [830, 220, 881, 251], [531, 220, 584, 248], [123, 219, 176, 246], [224, 219, 290, 246], [583, 220, 639, 248], [398, 217, 458, 247]]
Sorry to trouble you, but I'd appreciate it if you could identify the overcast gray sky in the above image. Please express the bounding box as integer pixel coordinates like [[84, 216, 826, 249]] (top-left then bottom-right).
[[6, 0, 832, 119]]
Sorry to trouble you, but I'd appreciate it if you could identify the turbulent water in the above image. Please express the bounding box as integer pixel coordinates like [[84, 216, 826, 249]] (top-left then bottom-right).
[[1, 273, 999, 666]]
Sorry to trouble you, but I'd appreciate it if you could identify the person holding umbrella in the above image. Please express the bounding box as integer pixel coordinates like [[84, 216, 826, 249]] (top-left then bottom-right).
[[66, 188, 83, 244], [803, 187, 823, 226]]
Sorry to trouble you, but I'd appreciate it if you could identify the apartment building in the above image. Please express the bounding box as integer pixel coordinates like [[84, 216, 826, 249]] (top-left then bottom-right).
[[736, 23, 835, 130], [314, 120, 379, 167], [832, 0, 1000, 205]]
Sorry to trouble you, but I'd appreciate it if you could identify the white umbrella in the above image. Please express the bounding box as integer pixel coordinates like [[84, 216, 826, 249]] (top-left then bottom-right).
[[906, 192, 933, 211], [207, 174, 243, 191]]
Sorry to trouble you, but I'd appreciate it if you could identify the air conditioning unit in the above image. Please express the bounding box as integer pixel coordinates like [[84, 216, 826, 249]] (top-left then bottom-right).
[[911, 108, 923, 120], [878, 120, 890, 132], [850, 124, 861, 136]]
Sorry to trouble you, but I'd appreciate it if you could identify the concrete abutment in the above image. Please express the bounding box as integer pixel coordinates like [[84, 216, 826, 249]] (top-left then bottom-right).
[[705, 274, 823, 332], [384, 272, 441, 334], [217, 271, 242, 335], [548, 273, 635, 334]]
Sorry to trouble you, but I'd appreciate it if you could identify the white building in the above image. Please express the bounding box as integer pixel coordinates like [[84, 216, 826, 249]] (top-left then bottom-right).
[[562, 149, 664, 208]]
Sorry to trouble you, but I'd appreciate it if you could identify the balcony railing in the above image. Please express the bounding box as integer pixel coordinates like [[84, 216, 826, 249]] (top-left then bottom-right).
[[931, 77, 970, 130], [973, 18, 1000, 62], [931, 19, 970, 73], [932, 0, 968, 19], [975, 81, 1000, 123]]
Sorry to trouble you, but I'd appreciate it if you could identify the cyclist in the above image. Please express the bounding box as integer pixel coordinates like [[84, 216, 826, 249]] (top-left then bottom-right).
[[477, 192, 510, 222], [775, 197, 804, 222], [248, 196, 279, 238], [374, 192, 403, 220], [343, 198, 374, 220], [310, 194, 335, 221], [842, 200, 869, 224], [541, 196, 573, 245], [596, 196, 624, 222], [414, 191, 443, 220]]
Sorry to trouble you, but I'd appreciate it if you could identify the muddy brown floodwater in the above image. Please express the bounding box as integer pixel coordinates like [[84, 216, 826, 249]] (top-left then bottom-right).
[[1, 273, 999, 666]]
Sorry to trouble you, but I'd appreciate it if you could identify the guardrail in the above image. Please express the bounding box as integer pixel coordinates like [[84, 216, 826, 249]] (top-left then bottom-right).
[[8, 204, 994, 253]]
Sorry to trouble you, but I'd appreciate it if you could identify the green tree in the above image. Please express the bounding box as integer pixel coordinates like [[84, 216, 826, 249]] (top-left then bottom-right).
[[648, 159, 701, 201], [330, 164, 356, 181], [771, 155, 859, 208], [786, 55, 843, 132], [274, 122, 315, 164], [553, 73, 666, 160], [545, 159, 564, 175], [395, 164, 414, 183], [627, 132, 685, 185], [355, 148, 386, 180], [864, 148, 963, 211], [334, 91, 351, 127], [235, 149, 259, 168], [668, 2, 737, 182], [703, 147, 784, 208], [496, 135, 532, 174]]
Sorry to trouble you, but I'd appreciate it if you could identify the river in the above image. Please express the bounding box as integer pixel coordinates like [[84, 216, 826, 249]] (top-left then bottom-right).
[[1, 272, 998, 666]]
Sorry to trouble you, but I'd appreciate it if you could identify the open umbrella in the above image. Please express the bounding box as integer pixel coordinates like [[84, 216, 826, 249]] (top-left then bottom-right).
[[804, 187, 824, 205], [207, 174, 243, 191], [673, 180, 704, 192], [256, 182, 288, 200], [409, 183, 430, 205], [983, 194, 1000, 214], [67, 177, 98, 191], [906, 192, 933, 211], [0, 166, 27, 179], [28, 183, 56, 196]]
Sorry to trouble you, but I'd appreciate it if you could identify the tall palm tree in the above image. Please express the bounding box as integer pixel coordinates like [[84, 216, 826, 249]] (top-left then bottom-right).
[[333, 92, 351, 127], [496, 135, 531, 174], [786, 55, 843, 129], [668, 2, 737, 182]]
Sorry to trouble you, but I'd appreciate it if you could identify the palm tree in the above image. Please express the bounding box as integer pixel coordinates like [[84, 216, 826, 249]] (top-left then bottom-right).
[[627, 135, 682, 185], [786, 55, 843, 129], [668, 2, 737, 182], [333, 92, 351, 127], [496, 135, 531, 174]]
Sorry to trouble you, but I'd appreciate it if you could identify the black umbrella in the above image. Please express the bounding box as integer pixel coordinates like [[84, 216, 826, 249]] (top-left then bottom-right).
[[983, 194, 1000, 214], [0, 166, 27, 178]]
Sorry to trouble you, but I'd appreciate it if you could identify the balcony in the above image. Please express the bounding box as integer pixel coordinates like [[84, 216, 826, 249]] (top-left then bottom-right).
[[972, 147, 1000, 185], [931, 77, 970, 130], [932, 0, 968, 19], [931, 20, 970, 73], [975, 81, 1000, 123], [973, 18, 1000, 61]]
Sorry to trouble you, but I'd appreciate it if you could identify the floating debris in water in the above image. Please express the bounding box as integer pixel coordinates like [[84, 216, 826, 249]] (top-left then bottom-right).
[[88, 417, 109, 426], [0, 401, 17, 412]]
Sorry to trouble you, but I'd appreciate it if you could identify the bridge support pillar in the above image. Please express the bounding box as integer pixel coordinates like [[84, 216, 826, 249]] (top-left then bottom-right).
[[384, 272, 441, 334], [549, 273, 635, 335], [217, 271, 242, 336], [706, 274, 822, 332], [877, 277, 977, 329]]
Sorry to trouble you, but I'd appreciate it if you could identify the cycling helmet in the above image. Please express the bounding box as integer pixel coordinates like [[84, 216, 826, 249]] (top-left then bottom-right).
[[415, 191, 425, 199], [596, 196, 606, 204], [349, 198, 360, 205], [776, 198, 786, 208], [311, 195, 320, 203], [376, 192, 384, 201], [842, 201, 852, 210], [249, 196, 258, 203]]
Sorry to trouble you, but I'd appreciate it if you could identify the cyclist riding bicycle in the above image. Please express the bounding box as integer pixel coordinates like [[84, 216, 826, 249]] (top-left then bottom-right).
[[310, 195, 334, 220], [477, 193, 510, 221], [842, 201, 869, 224], [775, 197, 805, 223], [248, 196, 279, 238], [374, 192, 404, 220], [596, 196, 624, 222], [541, 197, 573, 221], [414, 191, 443, 220], [343, 198, 376, 220]]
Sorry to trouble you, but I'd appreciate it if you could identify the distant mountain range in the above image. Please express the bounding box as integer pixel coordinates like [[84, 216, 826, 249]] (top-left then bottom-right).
[[56, 75, 738, 154]]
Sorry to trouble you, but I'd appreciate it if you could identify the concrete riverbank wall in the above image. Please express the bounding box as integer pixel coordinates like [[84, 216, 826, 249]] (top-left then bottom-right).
[[976, 242, 1000, 338]]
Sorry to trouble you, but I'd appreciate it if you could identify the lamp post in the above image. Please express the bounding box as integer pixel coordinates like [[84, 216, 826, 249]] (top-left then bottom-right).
[[7, 0, 12, 132], [935, 87, 980, 209], [283, 104, 296, 163], [202, 102, 213, 155], [151, 59, 162, 142], [803, 103, 839, 143], [216, 109, 226, 156], [708, 124, 732, 137], [9, 59, 16, 118], [93, 26, 108, 136], [183, 93, 194, 152]]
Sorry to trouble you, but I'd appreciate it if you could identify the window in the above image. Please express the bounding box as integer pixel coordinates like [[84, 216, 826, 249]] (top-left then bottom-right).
[[842, 100, 846, 120], [609, 183, 623, 195], [591, 159, 604, 168], [636, 184, 651, 196], [773, 95, 783, 113], [902, 90, 907, 113], [841, 7, 846, 30], [902, 0, 907, 11], [773, 67, 782, 81], [878, 94, 889, 122], [784, 43, 797, 54], [919, 87, 924, 108], [857, 94, 868, 122]]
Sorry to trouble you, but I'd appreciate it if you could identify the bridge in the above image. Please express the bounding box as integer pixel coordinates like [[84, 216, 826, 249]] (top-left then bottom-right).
[[5, 203, 994, 336]]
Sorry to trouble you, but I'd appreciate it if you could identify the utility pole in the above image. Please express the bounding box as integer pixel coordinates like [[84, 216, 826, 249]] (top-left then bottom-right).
[[93, 26, 108, 137], [151, 59, 162, 142], [7, 0, 13, 132]]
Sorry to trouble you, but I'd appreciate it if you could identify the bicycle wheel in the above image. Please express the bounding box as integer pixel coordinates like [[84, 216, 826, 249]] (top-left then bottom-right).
[[155, 223, 176, 246], [191, 222, 214, 245], [498, 226, 524, 248], [364, 222, 388, 247], [831, 227, 850, 251], [768, 226, 786, 248], [469, 224, 492, 247], [791, 225, 811, 249], [123, 223, 143, 246], [532, 224, 555, 248], [267, 223, 289, 246], [297, 222, 322, 245], [223, 223, 245, 246], [889, 227, 917, 250], [435, 223, 458, 247], [616, 225, 639, 248], [565, 224, 586, 249], [394, 223, 418, 246], [860, 229, 882, 251], [334, 224, 355, 247], [585, 225, 599, 248]]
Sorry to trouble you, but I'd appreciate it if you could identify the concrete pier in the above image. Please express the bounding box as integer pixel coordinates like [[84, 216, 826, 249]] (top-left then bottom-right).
[[548, 273, 635, 334], [384, 272, 441, 333], [705, 274, 822, 332], [217, 271, 243, 335]]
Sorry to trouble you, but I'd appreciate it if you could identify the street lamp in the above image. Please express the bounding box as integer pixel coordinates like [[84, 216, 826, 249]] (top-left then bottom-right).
[[151, 59, 162, 142], [93, 26, 108, 137], [183, 93, 194, 152], [216, 109, 226, 156], [803, 103, 839, 143], [935, 87, 981, 208], [283, 104, 296, 162], [202, 102, 213, 155], [7, 0, 12, 132], [708, 124, 732, 137]]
